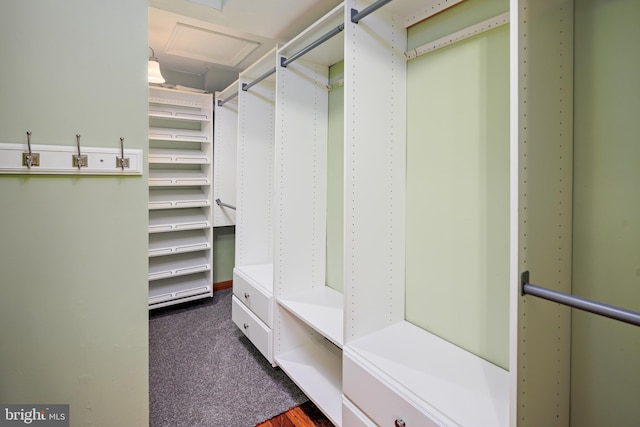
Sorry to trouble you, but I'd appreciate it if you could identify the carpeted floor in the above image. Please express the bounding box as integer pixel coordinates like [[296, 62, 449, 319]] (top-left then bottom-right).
[[149, 288, 308, 427]]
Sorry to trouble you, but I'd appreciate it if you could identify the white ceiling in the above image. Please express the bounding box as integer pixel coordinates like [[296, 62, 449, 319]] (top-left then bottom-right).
[[148, 0, 342, 92]]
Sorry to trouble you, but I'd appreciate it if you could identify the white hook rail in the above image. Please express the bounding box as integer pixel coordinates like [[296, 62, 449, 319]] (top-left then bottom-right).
[[0, 137, 143, 175]]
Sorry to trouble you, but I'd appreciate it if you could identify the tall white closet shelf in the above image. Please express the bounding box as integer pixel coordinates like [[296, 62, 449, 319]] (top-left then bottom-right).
[[148, 86, 213, 309], [231, 49, 278, 366]]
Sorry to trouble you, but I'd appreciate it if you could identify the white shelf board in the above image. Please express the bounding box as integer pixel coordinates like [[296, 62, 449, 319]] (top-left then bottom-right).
[[149, 127, 211, 143], [148, 273, 211, 308], [276, 339, 343, 426], [149, 169, 209, 186], [149, 148, 209, 164], [346, 321, 510, 427], [234, 263, 274, 294], [278, 286, 343, 348], [148, 188, 210, 209], [149, 229, 210, 257], [148, 208, 209, 233], [0, 142, 143, 175], [149, 109, 211, 123], [148, 252, 210, 281], [149, 87, 211, 111]]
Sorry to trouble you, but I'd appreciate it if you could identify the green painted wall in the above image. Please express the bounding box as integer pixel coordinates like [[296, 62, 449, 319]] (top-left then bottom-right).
[[572, 1, 640, 425], [213, 226, 236, 283], [326, 61, 344, 292], [0, 1, 149, 425], [405, 0, 510, 369]]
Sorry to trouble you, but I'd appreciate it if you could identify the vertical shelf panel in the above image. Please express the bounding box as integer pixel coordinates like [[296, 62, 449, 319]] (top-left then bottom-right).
[[343, 0, 407, 343], [235, 54, 277, 268], [516, 0, 573, 424], [213, 81, 239, 227]]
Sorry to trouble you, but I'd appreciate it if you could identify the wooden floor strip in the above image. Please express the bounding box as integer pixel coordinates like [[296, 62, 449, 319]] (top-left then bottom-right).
[[256, 401, 333, 427]]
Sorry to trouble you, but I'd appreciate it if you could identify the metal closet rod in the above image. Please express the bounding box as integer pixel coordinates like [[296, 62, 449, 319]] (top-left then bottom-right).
[[279, 0, 392, 68], [217, 91, 238, 107], [215, 198, 236, 210], [242, 67, 276, 92], [280, 23, 345, 68], [521, 271, 640, 327], [351, 0, 393, 23]]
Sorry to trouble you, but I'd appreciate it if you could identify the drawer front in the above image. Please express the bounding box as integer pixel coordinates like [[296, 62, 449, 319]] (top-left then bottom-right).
[[233, 270, 273, 327], [342, 396, 376, 427], [231, 295, 273, 364], [343, 353, 446, 427]]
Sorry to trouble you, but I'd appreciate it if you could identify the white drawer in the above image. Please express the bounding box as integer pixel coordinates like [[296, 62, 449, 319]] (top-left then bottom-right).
[[231, 295, 273, 364], [233, 267, 273, 327], [343, 352, 447, 427], [342, 396, 376, 427]]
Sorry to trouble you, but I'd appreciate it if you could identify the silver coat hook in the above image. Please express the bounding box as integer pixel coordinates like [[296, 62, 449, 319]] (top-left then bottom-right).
[[116, 137, 130, 170], [22, 131, 40, 168], [73, 134, 88, 169]]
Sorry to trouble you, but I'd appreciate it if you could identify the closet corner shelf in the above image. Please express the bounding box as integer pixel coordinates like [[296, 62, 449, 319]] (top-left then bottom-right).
[[277, 286, 343, 348]]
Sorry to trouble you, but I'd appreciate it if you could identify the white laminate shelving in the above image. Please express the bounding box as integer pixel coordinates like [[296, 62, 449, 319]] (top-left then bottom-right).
[[147, 86, 213, 309], [341, 0, 512, 426], [148, 229, 210, 257], [276, 338, 343, 427], [345, 321, 509, 427], [229, 0, 635, 425], [232, 49, 278, 365], [148, 188, 210, 209], [148, 272, 211, 309], [273, 4, 345, 424], [213, 81, 239, 227], [277, 287, 343, 348]]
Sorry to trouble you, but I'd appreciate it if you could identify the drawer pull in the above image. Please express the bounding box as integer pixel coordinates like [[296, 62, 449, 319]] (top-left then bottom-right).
[[244, 292, 250, 299], [243, 323, 249, 329], [395, 420, 406, 427]]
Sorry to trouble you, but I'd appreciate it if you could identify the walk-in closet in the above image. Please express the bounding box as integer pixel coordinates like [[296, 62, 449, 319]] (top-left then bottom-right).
[[1, 0, 638, 426]]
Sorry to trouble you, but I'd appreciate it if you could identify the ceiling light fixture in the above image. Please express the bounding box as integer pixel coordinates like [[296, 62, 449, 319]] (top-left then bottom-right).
[[148, 47, 165, 84]]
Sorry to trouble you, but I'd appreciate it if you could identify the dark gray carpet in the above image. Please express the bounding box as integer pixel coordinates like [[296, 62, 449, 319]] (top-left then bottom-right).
[[149, 288, 308, 426]]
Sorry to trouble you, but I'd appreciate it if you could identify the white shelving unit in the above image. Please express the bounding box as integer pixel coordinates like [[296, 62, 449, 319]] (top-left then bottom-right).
[[213, 80, 239, 227], [231, 49, 278, 365], [340, 0, 512, 426], [273, 4, 345, 425], [231, 0, 638, 425], [148, 86, 213, 309]]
